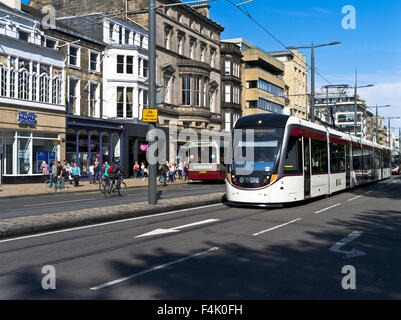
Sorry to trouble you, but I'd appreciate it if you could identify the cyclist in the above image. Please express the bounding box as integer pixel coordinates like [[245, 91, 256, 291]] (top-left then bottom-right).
[[108, 161, 123, 191]]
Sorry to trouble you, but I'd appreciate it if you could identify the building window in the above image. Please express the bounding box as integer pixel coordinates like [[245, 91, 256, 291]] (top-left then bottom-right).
[[117, 86, 124, 118], [90, 52, 99, 72], [140, 35, 144, 48], [52, 77, 62, 105], [143, 90, 148, 107], [89, 82, 99, 117], [0, 64, 7, 97], [225, 84, 231, 103], [10, 69, 16, 98], [164, 76, 171, 104], [39, 74, 50, 103], [117, 55, 124, 73], [190, 39, 196, 59], [109, 22, 114, 40], [126, 87, 133, 118], [177, 34, 184, 55], [18, 30, 30, 42], [68, 78, 80, 115], [18, 69, 29, 100], [143, 60, 148, 78], [119, 26, 123, 44], [182, 75, 191, 105], [194, 76, 200, 106], [164, 27, 171, 49], [200, 45, 206, 62], [138, 58, 142, 76], [69, 46, 80, 67], [225, 60, 231, 75], [126, 56, 133, 74], [125, 29, 131, 44], [225, 112, 231, 132], [210, 49, 216, 68]]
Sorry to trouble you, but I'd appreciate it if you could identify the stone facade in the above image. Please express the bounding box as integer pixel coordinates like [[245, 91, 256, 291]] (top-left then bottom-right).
[[220, 42, 242, 132]]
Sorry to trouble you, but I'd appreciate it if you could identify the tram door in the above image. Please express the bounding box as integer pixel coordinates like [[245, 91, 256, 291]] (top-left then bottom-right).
[[346, 145, 351, 188], [303, 138, 311, 198]]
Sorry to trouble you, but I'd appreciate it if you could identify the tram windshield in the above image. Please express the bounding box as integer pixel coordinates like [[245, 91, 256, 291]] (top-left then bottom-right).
[[233, 128, 284, 174]]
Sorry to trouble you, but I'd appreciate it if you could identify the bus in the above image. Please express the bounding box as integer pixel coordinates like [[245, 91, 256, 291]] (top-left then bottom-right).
[[391, 152, 400, 175], [226, 114, 392, 206], [187, 141, 227, 181]]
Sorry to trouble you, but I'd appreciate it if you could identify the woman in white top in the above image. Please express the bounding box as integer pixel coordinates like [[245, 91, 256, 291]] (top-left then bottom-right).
[[89, 163, 95, 184]]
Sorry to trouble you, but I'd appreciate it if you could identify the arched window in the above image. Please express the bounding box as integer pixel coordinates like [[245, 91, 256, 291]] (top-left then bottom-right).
[[39, 74, 50, 103], [32, 73, 38, 101], [18, 69, 30, 100], [52, 77, 61, 105], [0, 64, 7, 97], [10, 69, 17, 98]]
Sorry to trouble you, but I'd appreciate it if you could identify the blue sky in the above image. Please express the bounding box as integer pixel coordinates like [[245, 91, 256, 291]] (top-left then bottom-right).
[[209, 0, 401, 130], [21, 0, 401, 130]]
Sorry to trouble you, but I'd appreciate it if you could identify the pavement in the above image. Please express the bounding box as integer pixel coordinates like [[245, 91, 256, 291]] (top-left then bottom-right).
[[0, 176, 400, 300], [0, 177, 187, 199]]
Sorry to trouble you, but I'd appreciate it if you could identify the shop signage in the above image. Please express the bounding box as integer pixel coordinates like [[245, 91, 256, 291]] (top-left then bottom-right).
[[17, 111, 37, 126], [142, 109, 158, 123], [140, 144, 149, 152]]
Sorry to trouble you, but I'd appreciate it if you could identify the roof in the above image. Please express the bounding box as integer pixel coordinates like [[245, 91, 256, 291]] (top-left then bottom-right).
[[21, 4, 107, 47]]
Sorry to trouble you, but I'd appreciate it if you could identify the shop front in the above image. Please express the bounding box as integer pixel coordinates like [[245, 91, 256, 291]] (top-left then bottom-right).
[[66, 116, 125, 176], [0, 107, 66, 184]]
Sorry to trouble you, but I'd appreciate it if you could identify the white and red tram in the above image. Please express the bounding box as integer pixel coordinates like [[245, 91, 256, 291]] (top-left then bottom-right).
[[226, 114, 391, 206]]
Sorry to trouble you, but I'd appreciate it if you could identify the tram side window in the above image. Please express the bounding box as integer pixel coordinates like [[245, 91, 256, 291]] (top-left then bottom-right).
[[353, 146, 362, 171], [384, 153, 390, 168], [311, 139, 328, 174], [330, 142, 345, 173], [374, 151, 380, 169], [363, 148, 374, 170], [283, 136, 302, 174]]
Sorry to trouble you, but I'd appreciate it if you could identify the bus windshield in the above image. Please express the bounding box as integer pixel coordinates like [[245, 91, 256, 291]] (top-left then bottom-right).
[[233, 128, 284, 174], [189, 145, 218, 164]]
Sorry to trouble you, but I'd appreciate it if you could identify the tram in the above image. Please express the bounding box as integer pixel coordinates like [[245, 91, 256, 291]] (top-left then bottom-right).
[[187, 141, 226, 181], [226, 114, 391, 206]]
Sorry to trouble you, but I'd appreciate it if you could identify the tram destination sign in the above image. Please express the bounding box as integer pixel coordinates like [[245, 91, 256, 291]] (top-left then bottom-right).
[[17, 111, 37, 126], [142, 109, 158, 123]]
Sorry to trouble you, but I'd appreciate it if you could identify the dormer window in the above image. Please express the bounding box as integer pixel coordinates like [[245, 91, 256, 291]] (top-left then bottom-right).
[[18, 30, 29, 42]]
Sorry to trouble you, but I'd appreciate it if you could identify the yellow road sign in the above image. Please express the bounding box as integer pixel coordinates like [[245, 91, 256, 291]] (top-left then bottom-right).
[[142, 109, 158, 123]]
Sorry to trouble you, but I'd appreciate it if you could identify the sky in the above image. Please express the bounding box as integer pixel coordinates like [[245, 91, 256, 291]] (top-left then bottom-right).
[[21, 0, 401, 132]]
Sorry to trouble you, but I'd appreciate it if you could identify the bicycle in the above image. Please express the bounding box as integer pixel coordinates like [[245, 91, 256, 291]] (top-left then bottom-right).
[[99, 176, 110, 193], [104, 176, 127, 198], [44, 175, 65, 193]]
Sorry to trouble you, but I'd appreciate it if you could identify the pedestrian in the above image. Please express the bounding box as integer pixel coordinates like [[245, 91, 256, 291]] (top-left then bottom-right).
[[183, 161, 189, 181], [40, 161, 48, 182], [56, 161, 64, 185], [72, 162, 81, 187], [49, 161, 57, 186], [133, 161, 140, 179], [89, 162, 94, 184], [178, 160, 184, 180], [93, 161, 100, 184], [140, 162, 146, 180], [161, 161, 169, 186]]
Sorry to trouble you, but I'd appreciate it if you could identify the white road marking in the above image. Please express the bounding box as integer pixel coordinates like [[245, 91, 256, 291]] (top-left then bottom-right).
[[315, 203, 341, 214], [23, 198, 97, 207], [347, 195, 362, 202], [365, 191, 373, 194], [0, 203, 224, 244], [253, 218, 302, 236], [135, 219, 220, 238], [89, 247, 219, 290], [329, 231, 366, 258]]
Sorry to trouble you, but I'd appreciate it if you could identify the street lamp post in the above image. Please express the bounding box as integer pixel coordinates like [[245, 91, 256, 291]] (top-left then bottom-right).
[[287, 41, 341, 123], [348, 77, 374, 136]]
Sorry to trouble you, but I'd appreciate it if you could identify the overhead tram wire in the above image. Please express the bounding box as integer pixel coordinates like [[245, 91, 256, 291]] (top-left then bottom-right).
[[225, 0, 334, 86]]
